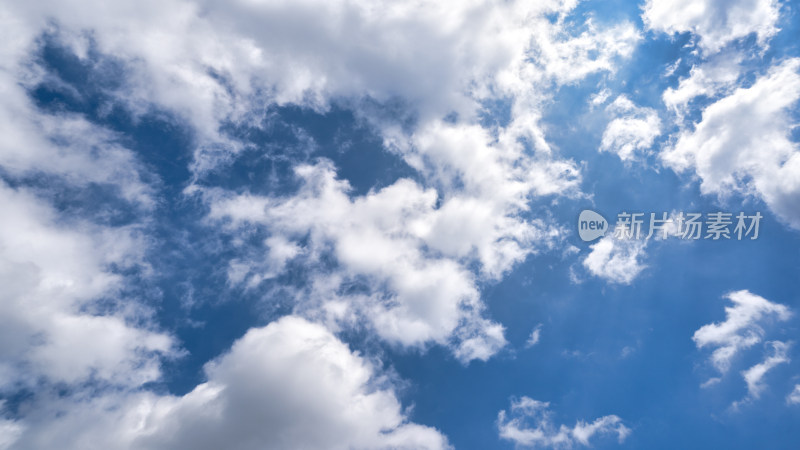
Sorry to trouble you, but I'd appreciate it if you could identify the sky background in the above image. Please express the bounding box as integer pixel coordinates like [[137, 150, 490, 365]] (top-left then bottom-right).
[[1, 0, 800, 449]]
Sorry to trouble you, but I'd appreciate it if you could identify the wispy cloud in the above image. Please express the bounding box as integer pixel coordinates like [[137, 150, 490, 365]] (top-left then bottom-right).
[[498, 396, 630, 448]]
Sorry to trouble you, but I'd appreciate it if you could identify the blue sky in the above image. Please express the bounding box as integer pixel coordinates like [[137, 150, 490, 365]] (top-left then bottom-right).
[[1, 0, 800, 449]]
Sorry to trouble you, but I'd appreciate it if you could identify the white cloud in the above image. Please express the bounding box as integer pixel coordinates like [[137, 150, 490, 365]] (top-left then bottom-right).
[[662, 58, 800, 229], [0, 181, 174, 389], [0, 1, 647, 446], [1, 1, 643, 365], [620, 345, 636, 359], [205, 161, 517, 362], [582, 237, 647, 285], [497, 397, 630, 448], [589, 88, 611, 107], [693, 290, 791, 374], [0, 1, 643, 367], [0, 20, 154, 208], [642, 0, 781, 53], [226, 235, 302, 288], [0, 415, 22, 450], [695, 293, 797, 409], [490, 14, 639, 161], [520, 17, 640, 86], [600, 96, 661, 162], [787, 385, 800, 405], [394, 121, 573, 278], [0, 0, 638, 173], [0, 3, 179, 402], [0, 9, 180, 443], [526, 324, 543, 348], [0, 0, 643, 231], [662, 51, 744, 115], [4, 316, 450, 450], [739, 341, 790, 402]]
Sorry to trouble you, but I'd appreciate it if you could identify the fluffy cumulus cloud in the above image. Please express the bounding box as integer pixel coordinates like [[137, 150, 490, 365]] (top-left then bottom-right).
[[0, 0, 642, 361], [195, 7, 641, 357], [0, 181, 173, 390], [2, 0, 799, 446], [599, 96, 661, 162], [0, 173, 175, 445], [0, 8, 181, 444], [0, 2, 178, 395], [0, 91, 155, 208], [582, 237, 647, 285], [0, 0, 640, 170], [662, 58, 800, 229], [652, 1, 800, 233], [662, 51, 744, 116], [497, 397, 630, 448], [0, 10, 154, 208], [204, 160, 523, 362], [642, 0, 781, 53], [0, 0, 649, 447], [388, 120, 575, 278], [3, 316, 449, 450]]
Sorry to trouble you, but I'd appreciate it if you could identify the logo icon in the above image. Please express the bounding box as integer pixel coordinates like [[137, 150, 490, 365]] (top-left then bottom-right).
[[578, 209, 607, 242]]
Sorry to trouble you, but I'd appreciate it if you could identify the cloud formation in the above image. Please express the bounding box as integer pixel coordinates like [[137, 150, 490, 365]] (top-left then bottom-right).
[[3, 316, 449, 450], [205, 161, 516, 362], [740, 341, 790, 402], [693, 290, 790, 374], [787, 385, 800, 405], [582, 237, 648, 285], [0, 181, 173, 390], [600, 96, 661, 162], [662, 58, 800, 229], [643, 0, 781, 53], [694, 291, 795, 408], [497, 396, 630, 448]]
